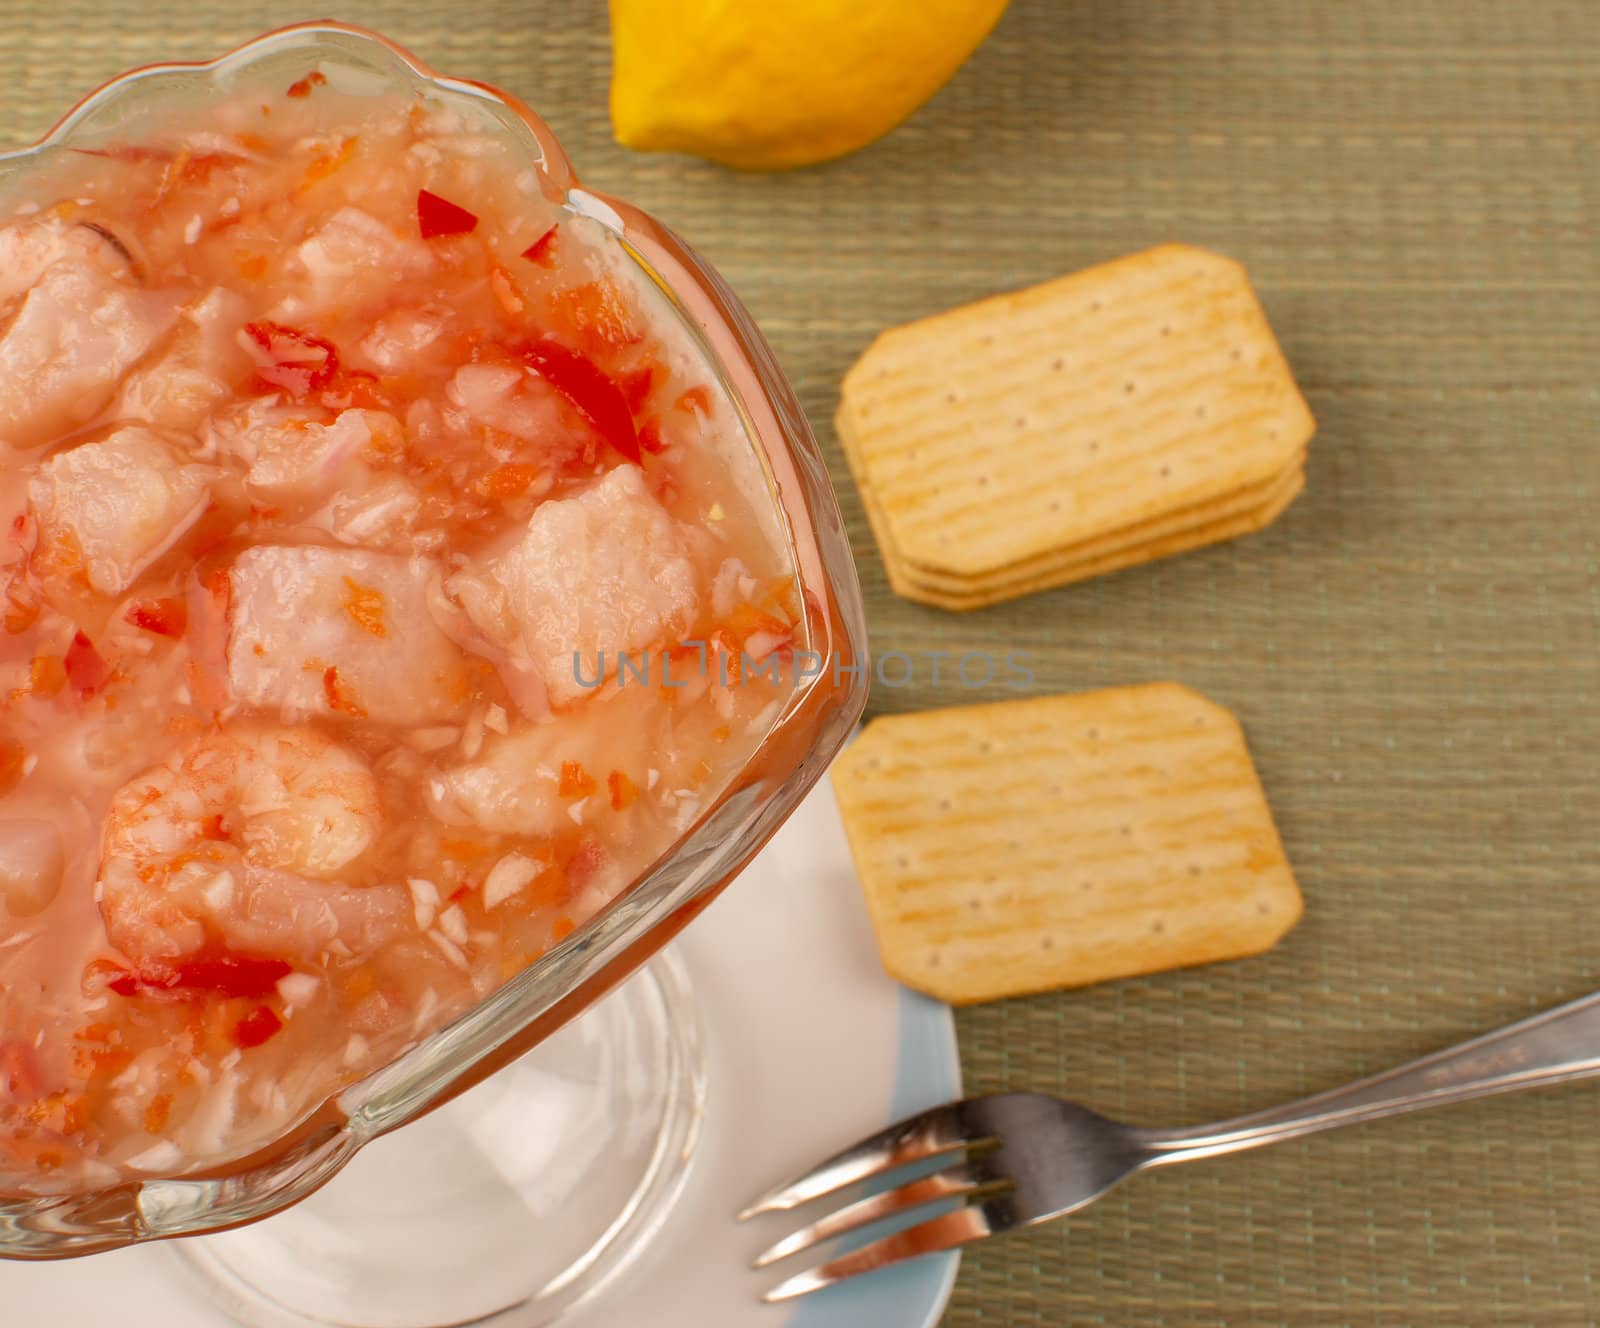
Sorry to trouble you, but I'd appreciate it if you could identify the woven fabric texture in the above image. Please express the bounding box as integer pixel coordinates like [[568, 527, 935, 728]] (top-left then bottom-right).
[[2, 2, 1598, 1322]]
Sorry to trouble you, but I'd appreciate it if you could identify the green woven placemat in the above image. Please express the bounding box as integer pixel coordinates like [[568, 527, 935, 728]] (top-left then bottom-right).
[[4, 2, 1599, 1322]]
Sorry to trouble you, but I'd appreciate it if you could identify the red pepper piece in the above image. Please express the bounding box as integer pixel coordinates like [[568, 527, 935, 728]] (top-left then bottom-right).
[[125, 597, 187, 637], [675, 385, 713, 415], [617, 366, 655, 416], [285, 70, 327, 99], [559, 760, 598, 799], [322, 665, 367, 718], [637, 419, 667, 455], [171, 957, 291, 997], [416, 189, 479, 239], [521, 338, 641, 464], [233, 1006, 284, 1049], [608, 770, 638, 811], [521, 225, 558, 267], [112, 956, 292, 1000], [63, 632, 106, 697], [242, 321, 341, 397]]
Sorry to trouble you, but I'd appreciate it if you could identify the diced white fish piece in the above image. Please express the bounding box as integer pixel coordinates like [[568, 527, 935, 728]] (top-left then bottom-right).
[[359, 306, 447, 373], [29, 426, 209, 595], [428, 686, 658, 837], [0, 260, 175, 450], [0, 217, 133, 306], [448, 466, 697, 706], [446, 363, 573, 445], [118, 287, 251, 430], [306, 471, 422, 549], [430, 736, 562, 837], [0, 819, 64, 918], [199, 869, 235, 911], [212, 405, 399, 503], [290, 207, 434, 313], [226, 545, 469, 723]]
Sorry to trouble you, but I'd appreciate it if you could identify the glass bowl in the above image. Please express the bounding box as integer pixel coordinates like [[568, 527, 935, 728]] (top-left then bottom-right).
[[0, 20, 868, 1262]]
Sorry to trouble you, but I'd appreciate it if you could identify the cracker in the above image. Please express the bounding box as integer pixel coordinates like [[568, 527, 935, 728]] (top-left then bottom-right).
[[831, 683, 1303, 1004], [840, 402, 1305, 594], [881, 466, 1304, 609], [853, 426, 1305, 612], [838, 243, 1315, 577]]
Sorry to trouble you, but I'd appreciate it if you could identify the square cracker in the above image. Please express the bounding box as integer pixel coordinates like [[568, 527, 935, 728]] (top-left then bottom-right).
[[838, 243, 1315, 578], [839, 401, 1304, 604], [831, 683, 1303, 1004], [877, 467, 1305, 611]]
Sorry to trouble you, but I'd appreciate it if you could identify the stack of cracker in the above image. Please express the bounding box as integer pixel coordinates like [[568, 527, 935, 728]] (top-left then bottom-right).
[[830, 683, 1303, 1005], [836, 244, 1315, 611]]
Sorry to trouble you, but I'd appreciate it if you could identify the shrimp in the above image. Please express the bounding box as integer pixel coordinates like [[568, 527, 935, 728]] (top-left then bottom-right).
[[96, 725, 410, 968]]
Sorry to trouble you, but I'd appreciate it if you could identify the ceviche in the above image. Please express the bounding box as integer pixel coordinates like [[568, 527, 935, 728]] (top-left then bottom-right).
[[0, 70, 799, 1193]]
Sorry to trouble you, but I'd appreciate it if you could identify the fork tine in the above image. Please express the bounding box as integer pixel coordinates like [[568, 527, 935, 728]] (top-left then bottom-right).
[[762, 1198, 1005, 1303], [737, 1101, 978, 1220], [751, 1156, 1010, 1269]]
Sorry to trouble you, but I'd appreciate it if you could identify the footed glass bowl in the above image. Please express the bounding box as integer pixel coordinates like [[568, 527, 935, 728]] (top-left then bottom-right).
[[0, 20, 868, 1272]]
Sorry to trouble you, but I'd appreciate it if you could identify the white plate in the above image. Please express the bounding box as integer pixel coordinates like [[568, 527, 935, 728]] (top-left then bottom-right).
[[0, 777, 962, 1328]]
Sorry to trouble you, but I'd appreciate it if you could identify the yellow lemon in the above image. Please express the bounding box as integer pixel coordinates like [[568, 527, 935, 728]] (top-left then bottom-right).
[[608, 0, 1009, 171]]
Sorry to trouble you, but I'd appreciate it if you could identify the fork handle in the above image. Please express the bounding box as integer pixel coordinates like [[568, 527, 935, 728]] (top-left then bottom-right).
[[1136, 989, 1600, 1166]]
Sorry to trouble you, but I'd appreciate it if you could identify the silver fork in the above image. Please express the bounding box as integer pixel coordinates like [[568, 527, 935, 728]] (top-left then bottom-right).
[[740, 988, 1600, 1302]]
